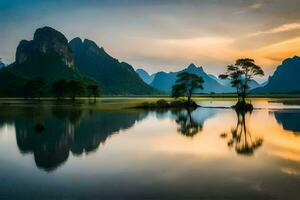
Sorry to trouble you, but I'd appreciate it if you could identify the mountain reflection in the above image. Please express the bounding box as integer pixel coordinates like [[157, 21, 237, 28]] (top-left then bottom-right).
[[0, 105, 219, 170], [0, 106, 147, 171], [221, 110, 263, 156], [273, 111, 300, 134], [0, 105, 271, 171]]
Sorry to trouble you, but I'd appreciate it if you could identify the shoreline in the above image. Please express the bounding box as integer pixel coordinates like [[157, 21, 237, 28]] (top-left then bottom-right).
[[0, 97, 300, 111]]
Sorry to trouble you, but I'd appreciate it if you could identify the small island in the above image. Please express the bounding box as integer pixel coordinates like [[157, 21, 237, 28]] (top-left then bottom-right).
[[134, 71, 203, 109]]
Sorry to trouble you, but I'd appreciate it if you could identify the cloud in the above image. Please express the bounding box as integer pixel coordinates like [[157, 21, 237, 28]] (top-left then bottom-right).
[[248, 22, 300, 37], [256, 36, 300, 61], [250, 3, 263, 9], [1, 0, 300, 79], [133, 36, 236, 64]]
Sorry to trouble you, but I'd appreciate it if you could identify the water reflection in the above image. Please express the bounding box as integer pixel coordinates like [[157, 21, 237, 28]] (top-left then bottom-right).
[[9, 106, 219, 171], [1, 101, 300, 199], [0, 106, 146, 171], [154, 108, 216, 137], [273, 110, 300, 134], [221, 110, 263, 156], [175, 109, 202, 137], [0, 104, 298, 170]]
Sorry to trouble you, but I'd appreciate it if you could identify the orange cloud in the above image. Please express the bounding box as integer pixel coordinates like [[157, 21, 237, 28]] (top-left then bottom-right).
[[248, 23, 300, 37]]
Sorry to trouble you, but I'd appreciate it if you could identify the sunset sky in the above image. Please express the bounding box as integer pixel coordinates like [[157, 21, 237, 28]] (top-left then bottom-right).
[[1, 0, 300, 81]]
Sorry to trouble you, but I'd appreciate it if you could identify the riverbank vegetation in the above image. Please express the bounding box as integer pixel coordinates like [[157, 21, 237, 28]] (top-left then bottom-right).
[[22, 77, 101, 101]]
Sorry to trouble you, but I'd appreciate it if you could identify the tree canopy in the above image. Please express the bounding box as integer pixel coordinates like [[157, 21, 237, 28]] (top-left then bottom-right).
[[68, 80, 85, 101], [24, 77, 46, 100], [51, 79, 93, 101], [51, 79, 69, 99], [219, 58, 264, 103], [172, 72, 204, 104]]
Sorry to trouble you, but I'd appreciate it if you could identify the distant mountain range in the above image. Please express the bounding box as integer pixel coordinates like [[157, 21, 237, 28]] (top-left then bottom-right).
[[150, 64, 234, 93], [0, 26, 157, 96], [253, 56, 300, 94], [208, 74, 261, 90], [136, 64, 263, 93], [136, 69, 155, 84]]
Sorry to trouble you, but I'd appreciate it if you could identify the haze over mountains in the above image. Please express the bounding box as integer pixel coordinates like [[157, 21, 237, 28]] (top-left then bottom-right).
[[137, 57, 300, 94], [137, 64, 262, 94]]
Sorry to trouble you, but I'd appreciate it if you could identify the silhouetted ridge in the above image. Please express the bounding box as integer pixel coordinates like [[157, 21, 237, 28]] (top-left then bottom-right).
[[0, 27, 97, 96], [70, 37, 158, 95], [187, 63, 202, 71], [253, 56, 300, 93], [16, 26, 74, 68]]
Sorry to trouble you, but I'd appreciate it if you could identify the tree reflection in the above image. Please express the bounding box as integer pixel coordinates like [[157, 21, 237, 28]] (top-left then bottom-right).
[[154, 108, 214, 137], [221, 110, 263, 156], [174, 108, 203, 137]]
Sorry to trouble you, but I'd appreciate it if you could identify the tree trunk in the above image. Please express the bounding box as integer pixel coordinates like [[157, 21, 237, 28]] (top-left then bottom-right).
[[236, 88, 241, 102], [187, 94, 191, 105]]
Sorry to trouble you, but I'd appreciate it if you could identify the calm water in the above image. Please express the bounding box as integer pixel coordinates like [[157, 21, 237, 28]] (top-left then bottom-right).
[[0, 100, 300, 199]]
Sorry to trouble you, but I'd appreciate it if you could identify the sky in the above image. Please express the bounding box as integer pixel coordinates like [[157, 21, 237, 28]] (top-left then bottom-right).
[[1, 0, 300, 82]]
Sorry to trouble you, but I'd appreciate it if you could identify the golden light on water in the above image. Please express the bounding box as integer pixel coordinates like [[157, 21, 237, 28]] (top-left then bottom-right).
[[102, 108, 300, 168]]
